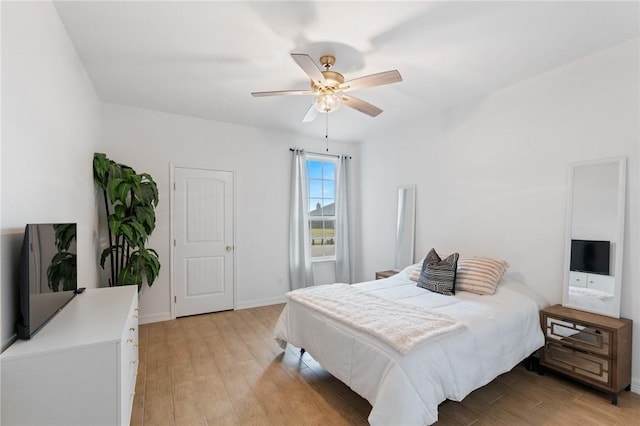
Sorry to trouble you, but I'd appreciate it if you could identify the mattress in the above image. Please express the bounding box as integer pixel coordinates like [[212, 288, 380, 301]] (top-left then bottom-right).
[[274, 265, 547, 425]]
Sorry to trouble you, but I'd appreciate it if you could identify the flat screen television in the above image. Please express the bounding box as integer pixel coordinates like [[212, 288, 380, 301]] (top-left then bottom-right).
[[17, 223, 78, 339], [570, 239, 610, 276]]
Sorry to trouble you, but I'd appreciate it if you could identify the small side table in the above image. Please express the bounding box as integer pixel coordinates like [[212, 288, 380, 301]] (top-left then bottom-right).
[[375, 270, 398, 280]]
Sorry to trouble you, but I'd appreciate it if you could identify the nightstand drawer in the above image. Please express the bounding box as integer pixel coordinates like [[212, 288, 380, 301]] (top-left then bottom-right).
[[544, 342, 610, 386], [545, 316, 611, 357], [375, 270, 398, 280]]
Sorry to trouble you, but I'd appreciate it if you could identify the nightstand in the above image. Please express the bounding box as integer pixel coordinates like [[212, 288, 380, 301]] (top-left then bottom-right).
[[539, 304, 632, 404], [375, 270, 398, 280]]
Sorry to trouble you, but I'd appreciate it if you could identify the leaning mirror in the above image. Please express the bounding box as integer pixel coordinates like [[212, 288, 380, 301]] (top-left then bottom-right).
[[394, 185, 416, 271], [562, 157, 626, 318]]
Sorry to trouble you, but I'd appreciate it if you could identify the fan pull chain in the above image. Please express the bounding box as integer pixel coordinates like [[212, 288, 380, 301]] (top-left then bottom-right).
[[325, 112, 329, 152]]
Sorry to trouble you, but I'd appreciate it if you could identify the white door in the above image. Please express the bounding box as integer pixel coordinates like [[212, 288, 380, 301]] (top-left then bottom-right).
[[173, 167, 234, 317]]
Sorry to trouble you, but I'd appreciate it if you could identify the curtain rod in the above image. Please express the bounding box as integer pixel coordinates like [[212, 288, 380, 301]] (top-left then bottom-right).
[[289, 148, 352, 159]]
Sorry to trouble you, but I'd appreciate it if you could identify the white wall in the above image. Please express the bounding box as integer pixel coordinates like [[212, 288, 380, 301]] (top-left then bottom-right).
[[100, 103, 359, 323], [1, 1, 101, 349], [358, 39, 639, 390]]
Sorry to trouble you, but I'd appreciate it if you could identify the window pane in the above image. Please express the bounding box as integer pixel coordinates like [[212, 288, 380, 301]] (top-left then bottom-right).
[[310, 220, 323, 239], [322, 199, 335, 216], [311, 238, 323, 257], [323, 182, 335, 199], [323, 162, 335, 180], [307, 160, 322, 179], [309, 198, 323, 216], [308, 179, 323, 198], [324, 220, 335, 238], [325, 240, 335, 257]]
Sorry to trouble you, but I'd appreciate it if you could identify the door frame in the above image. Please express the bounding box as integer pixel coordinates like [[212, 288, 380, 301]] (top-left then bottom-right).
[[169, 162, 237, 320]]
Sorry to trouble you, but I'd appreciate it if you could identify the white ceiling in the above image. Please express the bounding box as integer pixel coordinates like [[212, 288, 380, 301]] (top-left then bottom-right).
[[53, 1, 639, 142]]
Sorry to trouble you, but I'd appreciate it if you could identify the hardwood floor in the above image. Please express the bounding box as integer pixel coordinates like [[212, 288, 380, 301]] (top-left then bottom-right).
[[131, 304, 640, 425]]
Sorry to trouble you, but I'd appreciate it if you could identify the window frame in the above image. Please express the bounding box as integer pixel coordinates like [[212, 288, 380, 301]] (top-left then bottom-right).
[[306, 154, 338, 262]]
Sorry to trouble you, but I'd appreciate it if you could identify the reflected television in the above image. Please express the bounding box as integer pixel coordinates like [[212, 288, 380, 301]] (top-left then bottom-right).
[[570, 239, 610, 276], [16, 223, 77, 339]]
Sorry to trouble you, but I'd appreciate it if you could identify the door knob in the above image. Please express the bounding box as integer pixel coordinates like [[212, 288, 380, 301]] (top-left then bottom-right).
[[226, 246, 234, 251]]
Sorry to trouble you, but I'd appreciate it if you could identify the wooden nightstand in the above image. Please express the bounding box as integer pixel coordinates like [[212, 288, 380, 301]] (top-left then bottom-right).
[[539, 304, 632, 404], [375, 270, 398, 280]]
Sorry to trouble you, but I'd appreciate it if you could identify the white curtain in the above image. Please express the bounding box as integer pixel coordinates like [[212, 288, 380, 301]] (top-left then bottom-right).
[[289, 149, 314, 289], [335, 155, 352, 283]]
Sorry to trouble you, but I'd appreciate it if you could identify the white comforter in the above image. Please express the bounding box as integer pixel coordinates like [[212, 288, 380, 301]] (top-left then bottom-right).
[[274, 266, 547, 425]]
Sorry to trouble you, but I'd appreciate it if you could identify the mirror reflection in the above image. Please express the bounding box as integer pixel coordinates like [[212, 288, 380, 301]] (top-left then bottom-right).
[[394, 185, 416, 271], [563, 158, 626, 318]]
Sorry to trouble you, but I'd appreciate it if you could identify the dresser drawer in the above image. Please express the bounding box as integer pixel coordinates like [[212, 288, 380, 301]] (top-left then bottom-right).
[[544, 342, 610, 386], [545, 316, 611, 357]]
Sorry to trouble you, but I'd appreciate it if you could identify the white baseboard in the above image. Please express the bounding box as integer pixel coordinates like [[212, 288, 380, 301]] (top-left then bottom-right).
[[236, 295, 286, 310], [139, 312, 171, 325], [1, 333, 17, 353], [631, 377, 640, 395]]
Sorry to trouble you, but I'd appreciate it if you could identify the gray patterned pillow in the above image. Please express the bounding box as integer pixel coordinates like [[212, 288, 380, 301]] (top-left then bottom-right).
[[417, 248, 459, 295]]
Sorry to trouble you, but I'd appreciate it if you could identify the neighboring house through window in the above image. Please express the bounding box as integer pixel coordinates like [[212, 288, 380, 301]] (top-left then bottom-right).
[[306, 155, 336, 259]]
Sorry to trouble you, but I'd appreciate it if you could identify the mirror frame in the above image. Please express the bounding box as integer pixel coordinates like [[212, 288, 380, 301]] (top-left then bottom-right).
[[562, 157, 626, 318], [394, 184, 416, 271]]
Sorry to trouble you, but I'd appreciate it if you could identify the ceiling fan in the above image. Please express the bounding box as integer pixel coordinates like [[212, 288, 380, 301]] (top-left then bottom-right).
[[251, 54, 402, 122]]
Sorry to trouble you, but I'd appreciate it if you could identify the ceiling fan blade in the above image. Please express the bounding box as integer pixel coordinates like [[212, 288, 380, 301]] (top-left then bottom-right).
[[302, 105, 318, 123], [341, 70, 402, 92], [341, 95, 383, 117], [251, 89, 312, 97], [291, 53, 326, 85]]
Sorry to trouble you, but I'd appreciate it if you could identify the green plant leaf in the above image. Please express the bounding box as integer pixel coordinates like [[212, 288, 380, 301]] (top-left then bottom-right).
[[94, 153, 160, 290], [108, 178, 132, 205], [108, 215, 123, 235], [100, 245, 122, 268], [93, 153, 111, 189], [113, 204, 127, 218]]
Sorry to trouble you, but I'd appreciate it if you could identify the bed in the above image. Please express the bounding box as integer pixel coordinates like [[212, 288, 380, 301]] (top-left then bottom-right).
[[274, 264, 547, 425]]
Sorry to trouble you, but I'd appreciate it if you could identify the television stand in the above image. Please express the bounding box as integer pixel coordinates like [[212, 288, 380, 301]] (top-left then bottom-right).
[[1, 286, 138, 426]]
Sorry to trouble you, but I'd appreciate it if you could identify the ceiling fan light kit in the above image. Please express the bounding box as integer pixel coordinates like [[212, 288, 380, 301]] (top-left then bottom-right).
[[251, 53, 402, 122]]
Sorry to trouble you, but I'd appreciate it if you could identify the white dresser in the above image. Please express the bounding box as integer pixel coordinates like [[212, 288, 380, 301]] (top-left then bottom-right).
[[1, 286, 139, 426]]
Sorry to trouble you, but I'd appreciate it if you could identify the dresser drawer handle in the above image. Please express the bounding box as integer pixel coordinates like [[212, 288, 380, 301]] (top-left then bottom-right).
[[130, 360, 137, 365], [130, 327, 136, 332], [134, 344, 139, 348], [127, 338, 133, 343]]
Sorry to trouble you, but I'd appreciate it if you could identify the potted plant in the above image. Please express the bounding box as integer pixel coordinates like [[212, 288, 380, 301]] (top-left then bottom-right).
[[93, 153, 160, 289]]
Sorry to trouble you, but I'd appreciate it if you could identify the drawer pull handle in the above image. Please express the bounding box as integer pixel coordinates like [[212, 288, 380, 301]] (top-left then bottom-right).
[[133, 314, 138, 319], [134, 308, 139, 312], [134, 344, 139, 348], [130, 360, 137, 365], [130, 327, 136, 332], [127, 338, 133, 343]]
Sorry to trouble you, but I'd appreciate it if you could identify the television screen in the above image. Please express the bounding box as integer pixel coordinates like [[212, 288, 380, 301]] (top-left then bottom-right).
[[17, 223, 77, 339], [570, 239, 610, 276]]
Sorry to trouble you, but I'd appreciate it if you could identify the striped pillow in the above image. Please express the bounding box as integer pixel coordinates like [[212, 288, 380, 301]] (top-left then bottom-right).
[[410, 254, 508, 295], [417, 249, 459, 296], [455, 257, 508, 295]]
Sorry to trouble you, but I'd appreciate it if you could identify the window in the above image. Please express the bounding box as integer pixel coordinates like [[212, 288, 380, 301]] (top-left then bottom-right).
[[307, 156, 336, 259]]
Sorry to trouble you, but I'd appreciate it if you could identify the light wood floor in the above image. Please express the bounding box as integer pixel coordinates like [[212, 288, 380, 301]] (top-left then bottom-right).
[[131, 304, 640, 426]]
